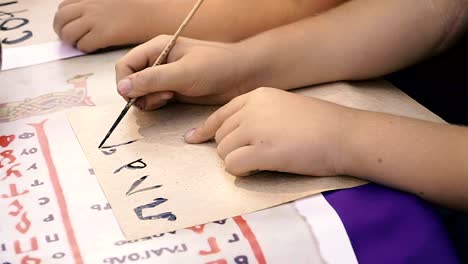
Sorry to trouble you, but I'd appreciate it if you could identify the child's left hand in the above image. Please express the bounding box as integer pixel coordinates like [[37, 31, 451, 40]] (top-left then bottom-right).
[[184, 87, 356, 176]]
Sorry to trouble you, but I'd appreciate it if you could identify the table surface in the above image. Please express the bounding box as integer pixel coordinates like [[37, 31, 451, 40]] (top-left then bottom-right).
[[0, 2, 458, 262]]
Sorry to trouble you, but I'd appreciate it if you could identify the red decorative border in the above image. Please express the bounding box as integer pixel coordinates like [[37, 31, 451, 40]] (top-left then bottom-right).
[[29, 120, 83, 264], [233, 216, 266, 264], [28, 119, 264, 264]]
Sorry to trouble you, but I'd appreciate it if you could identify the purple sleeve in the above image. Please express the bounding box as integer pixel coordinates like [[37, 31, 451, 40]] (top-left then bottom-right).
[[324, 183, 459, 264]]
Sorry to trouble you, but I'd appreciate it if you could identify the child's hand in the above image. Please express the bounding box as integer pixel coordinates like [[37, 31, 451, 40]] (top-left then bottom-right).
[[115, 35, 260, 110], [184, 87, 355, 177], [53, 0, 331, 53], [53, 0, 159, 52]]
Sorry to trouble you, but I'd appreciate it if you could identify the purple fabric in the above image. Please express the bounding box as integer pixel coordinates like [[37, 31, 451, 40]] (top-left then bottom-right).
[[323, 183, 458, 264]]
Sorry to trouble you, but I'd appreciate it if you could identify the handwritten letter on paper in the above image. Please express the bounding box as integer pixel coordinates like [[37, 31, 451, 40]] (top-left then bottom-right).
[[68, 103, 365, 239]]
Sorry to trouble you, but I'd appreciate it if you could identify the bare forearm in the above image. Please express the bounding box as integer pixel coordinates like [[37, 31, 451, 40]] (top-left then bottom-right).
[[241, 0, 467, 89], [151, 0, 345, 42], [342, 111, 468, 211]]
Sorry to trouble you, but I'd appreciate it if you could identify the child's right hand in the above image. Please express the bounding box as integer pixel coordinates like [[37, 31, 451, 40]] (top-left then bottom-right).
[[115, 35, 262, 110]]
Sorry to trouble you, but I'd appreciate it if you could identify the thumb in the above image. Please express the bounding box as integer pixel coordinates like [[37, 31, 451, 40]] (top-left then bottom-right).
[[117, 62, 191, 98]]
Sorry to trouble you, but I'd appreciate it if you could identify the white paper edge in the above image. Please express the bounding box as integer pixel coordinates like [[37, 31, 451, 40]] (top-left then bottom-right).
[[294, 194, 358, 264], [2, 41, 85, 71]]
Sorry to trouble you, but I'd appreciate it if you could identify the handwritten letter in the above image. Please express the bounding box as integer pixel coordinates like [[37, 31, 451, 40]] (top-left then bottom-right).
[[68, 103, 365, 239]]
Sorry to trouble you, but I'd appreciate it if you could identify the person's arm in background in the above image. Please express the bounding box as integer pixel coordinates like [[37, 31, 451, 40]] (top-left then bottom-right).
[[115, 0, 468, 110], [241, 0, 468, 90], [53, 0, 344, 52]]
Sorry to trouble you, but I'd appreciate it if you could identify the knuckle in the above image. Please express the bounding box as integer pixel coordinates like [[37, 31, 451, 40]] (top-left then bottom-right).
[[224, 157, 235, 174], [60, 28, 73, 43], [132, 72, 148, 91], [134, 69, 160, 94], [208, 111, 222, 128], [254, 87, 268, 94], [149, 69, 160, 88], [254, 87, 275, 95], [114, 63, 128, 82], [196, 124, 210, 140], [52, 16, 61, 33], [167, 46, 185, 62], [98, 29, 113, 45], [248, 87, 277, 104], [216, 145, 225, 159], [58, 0, 69, 10], [214, 130, 221, 144], [155, 34, 171, 44], [114, 60, 124, 74], [177, 61, 195, 87], [77, 41, 93, 53], [224, 160, 242, 176]]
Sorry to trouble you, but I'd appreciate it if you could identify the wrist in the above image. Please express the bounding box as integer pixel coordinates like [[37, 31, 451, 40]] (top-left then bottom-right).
[[333, 107, 368, 177], [235, 20, 334, 91], [235, 35, 284, 92]]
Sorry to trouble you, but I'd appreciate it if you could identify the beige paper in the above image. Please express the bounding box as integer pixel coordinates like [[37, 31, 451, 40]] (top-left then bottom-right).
[[1, 0, 60, 48], [69, 103, 365, 239]]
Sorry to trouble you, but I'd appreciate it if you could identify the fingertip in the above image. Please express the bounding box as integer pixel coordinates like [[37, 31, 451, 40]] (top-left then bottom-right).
[[184, 127, 212, 144], [224, 159, 249, 176], [76, 41, 95, 53], [184, 128, 198, 143], [223, 146, 261, 176], [226, 168, 249, 177], [58, 0, 71, 9], [54, 2, 83, 39], [117, 79, 132, 96], [161, 91, 174, 100], [75, 31, 100, 53], [143, 98, 169, 111]]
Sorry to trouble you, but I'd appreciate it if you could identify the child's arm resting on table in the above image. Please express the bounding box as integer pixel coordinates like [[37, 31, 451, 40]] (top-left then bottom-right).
[[240, 0, 468, 90], [184, 88, 468, 212], [114, 0, 467, 109], [53, 0, 343, 52]]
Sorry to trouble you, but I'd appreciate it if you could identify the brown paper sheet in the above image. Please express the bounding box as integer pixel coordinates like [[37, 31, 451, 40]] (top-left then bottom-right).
[[68, 102, 365, 239]]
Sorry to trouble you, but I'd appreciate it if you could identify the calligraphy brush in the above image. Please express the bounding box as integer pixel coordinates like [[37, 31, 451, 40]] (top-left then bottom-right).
[[98, 0, 205, 149]]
